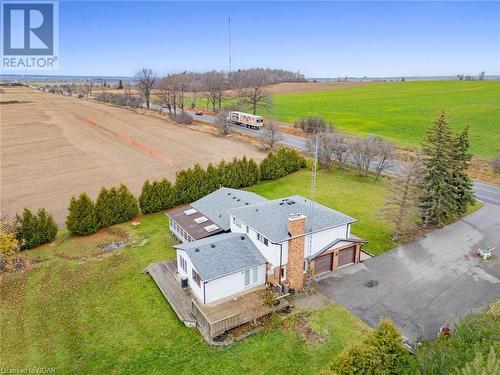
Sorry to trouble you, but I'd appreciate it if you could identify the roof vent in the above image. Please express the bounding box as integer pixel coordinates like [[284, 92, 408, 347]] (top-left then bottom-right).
[[279, 202, 284, 205], [210, 244, 215, 248], [245, 202, 249, 205], [232, 196, 236, 200], [237, 198, 241, 202], [195, 248, 200, 252], [240, 236, 245, 240], [227, 192, 231, 195], [255, 208, 258, 212]]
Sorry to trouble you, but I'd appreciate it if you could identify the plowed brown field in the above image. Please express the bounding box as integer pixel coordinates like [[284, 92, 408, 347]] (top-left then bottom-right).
[[0, 87, 264, 224]]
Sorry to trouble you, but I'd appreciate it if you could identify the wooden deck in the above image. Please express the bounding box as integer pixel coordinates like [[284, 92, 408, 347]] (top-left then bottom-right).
[[146, 260, 197, 327], [147, 260, 289, 339]]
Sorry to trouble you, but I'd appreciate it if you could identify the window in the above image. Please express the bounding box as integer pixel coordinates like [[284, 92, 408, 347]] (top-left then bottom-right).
[[192, 269, 201, 287], [183, 208, 198, 216], [257, 233, 269, 246], [244, 266, 259, 287], [179, 255, 187, 273], [194, 216, 208, 224], [203, 224, 219, 232], [233, 217, 242, 228], [280, 266, 286, 281]]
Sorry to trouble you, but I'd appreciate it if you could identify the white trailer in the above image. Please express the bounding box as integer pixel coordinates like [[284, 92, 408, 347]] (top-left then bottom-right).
[[227, 111, 264, 130]]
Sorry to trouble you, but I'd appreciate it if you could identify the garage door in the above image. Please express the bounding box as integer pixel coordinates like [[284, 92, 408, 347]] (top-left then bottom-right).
[[315, 253, 333, 274], [338, 246, 356, 267]]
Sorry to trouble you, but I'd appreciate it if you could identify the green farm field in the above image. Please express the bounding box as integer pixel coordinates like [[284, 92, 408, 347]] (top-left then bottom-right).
[[271, 81, 500, 158]]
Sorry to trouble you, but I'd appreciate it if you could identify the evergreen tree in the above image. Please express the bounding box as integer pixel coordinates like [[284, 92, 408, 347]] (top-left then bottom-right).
[[116, 184, 139, 222], [95, 187, 115, 227], [418, 111, 457, 226], [15, 208, 57, 250], [202, 163, 221, 194], [118, 79, 124, 90], [139, 180, 155, 214], [66, 193, 98, 236], [156, 179, 175, 211], [450, 126, 474, 215]]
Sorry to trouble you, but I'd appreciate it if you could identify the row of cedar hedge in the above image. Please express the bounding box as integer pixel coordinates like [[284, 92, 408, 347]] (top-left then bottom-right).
[[11, 147, 306, 244]]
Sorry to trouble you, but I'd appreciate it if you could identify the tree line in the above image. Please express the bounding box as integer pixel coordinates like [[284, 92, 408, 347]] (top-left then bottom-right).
[[0, 148, 305, 265], [136, 67, 305, 114]]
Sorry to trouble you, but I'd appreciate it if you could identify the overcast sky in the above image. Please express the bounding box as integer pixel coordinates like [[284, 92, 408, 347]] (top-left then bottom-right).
[[15, 1, 500, 77]]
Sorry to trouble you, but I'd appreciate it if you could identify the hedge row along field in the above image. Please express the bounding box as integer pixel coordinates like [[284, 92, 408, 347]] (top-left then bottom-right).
[[3, 148, 305, 247]]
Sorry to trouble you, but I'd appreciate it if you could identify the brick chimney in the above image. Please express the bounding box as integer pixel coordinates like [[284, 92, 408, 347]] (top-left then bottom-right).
[[287, 214, 306, 290]]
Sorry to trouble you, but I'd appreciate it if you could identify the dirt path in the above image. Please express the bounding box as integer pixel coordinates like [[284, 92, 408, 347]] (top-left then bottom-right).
[[1, 88, 265, 224]]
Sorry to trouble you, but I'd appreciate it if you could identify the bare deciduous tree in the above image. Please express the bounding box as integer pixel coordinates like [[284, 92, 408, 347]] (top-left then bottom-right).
[[215, 113, 231, 137], [135, 68, 156, 109], [330, 130, 350, 169], [379, 155, 422, 241], [261, 120, 282, 150], [372, 137, 395, 179], [306, 130, 336, 167], [203, 71, 226, 112], [350, 137, 379, 176], [294, 116, 330, 134], [237, 69, 273, 115]]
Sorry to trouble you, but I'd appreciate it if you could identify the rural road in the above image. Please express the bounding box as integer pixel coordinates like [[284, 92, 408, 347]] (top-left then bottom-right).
[[171, 107, 500, 207]]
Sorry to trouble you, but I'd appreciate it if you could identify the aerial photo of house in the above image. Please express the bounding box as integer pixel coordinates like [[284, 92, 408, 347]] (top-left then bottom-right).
[[147, 187, 366, 338]]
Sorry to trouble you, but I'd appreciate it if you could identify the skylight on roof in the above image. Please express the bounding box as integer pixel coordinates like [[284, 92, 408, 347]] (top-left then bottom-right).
[[194, 216, 208, 224], [204, 224, 219, 232], [184, 208, 198, 216]]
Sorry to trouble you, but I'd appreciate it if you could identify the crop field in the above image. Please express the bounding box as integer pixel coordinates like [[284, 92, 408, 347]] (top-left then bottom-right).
[[272, 81, 500, 158], [0, 87, 264, 224]]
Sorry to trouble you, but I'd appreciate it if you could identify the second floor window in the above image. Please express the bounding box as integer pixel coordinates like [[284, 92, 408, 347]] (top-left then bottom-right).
[[257, 233, 269, 246], [233, 217, 242, 228]]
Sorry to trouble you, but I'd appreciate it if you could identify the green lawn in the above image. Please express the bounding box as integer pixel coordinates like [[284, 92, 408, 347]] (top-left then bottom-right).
[[0, 213, 369, 374], [271, 81, 500, 158], [249, 168, 397, 255]]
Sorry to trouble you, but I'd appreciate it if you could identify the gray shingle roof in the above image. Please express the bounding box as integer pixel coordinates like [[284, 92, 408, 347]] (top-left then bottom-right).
[[191, 187, 268, 231], [228, 195, 357, 243], [174, 233, 266, 281], [308, 236, 367, 260]]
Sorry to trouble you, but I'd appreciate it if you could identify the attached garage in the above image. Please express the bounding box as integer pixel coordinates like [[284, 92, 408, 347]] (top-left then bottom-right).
[[338, 246, 356, 268], [315, 253, 333, 274]]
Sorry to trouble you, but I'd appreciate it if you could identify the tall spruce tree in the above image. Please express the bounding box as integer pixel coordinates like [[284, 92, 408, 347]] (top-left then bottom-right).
[[450, 126, 474, 215], [418, 111, 458, 226]]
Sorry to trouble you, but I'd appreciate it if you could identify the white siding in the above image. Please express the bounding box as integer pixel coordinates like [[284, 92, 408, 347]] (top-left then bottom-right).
[[176, 250, 204, 302], [303, 225, 348, 258], [230, 215, 283, 267], [205, 264, 266, 304]]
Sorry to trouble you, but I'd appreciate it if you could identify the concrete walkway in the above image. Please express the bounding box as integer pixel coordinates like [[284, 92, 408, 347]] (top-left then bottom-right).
[[315, 203, 500, 340]]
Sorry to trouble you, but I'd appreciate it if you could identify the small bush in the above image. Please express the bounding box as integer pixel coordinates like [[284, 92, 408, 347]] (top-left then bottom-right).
[[294, 116, 331, 134], [15, 208, 58, 250], [66, 193, 98, 236], [325, 318, 409, 375], [169, 111, 193, 125]]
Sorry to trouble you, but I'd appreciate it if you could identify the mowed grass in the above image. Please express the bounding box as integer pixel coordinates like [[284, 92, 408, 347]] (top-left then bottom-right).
[[248, 168, 396, 255], [0, 213, 369, 374], [272, 81, 500, 158]]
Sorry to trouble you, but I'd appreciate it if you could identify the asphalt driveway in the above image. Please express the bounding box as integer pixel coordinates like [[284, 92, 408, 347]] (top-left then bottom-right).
[[316, 203, 500, 340]]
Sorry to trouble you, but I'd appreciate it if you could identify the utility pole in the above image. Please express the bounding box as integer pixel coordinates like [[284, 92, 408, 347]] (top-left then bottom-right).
[[306, 136, 319, 275], [228, 17, 232, 74]]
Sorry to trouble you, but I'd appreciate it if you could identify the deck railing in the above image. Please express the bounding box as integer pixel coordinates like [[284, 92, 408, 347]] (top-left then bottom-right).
[[191, 297, 288, 338]]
